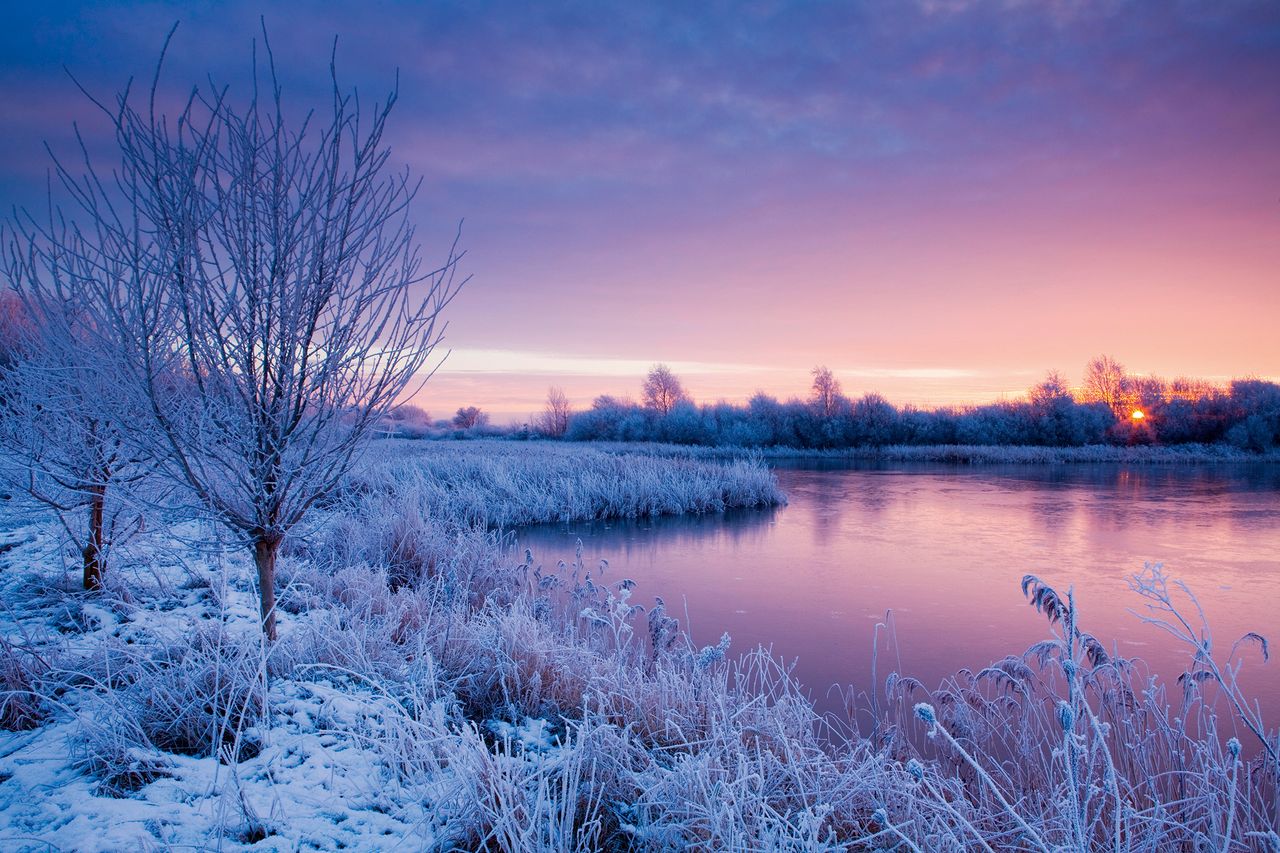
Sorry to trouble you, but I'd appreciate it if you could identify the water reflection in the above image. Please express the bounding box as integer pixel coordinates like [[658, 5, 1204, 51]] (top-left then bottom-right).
[[516, 463, 1280, 719], [526, 505, 779, 570]]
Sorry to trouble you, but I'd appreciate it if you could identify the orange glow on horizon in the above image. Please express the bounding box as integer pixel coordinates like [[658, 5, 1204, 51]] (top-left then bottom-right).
[[1131, 410, 1146, 421]]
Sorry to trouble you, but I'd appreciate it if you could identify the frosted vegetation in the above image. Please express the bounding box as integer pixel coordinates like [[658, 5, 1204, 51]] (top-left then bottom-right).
[[410, 362, 1280, 454], [351, 440, 784, 527], [611, 441, 1280, 465], [386, 368, 1280, 460], [0, 446, 1275, 850], [557, 365, 1280, 452]]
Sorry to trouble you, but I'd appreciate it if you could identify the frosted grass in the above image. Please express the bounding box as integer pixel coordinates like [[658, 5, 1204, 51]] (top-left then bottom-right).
[[352, 439, 786, 528]]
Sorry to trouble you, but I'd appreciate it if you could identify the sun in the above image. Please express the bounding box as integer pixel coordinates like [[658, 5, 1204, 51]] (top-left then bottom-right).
[[1131, 409, 1145, 421]]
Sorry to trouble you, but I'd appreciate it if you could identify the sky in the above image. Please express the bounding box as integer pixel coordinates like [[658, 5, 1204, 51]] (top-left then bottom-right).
[[1, 1, 1277, 422]]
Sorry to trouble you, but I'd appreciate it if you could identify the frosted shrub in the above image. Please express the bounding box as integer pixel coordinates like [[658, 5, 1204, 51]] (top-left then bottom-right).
[[123, 626, 265, 760], [0, 636, 49, 731], [273, 565, 455, 685], [294, 479, 516, 607], [427, 715, 632, 851], [72, 695, 171, 797]]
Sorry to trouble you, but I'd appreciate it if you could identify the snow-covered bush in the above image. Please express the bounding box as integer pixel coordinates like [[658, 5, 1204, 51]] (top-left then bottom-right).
[[106, 626, 267, 760], [72, 696, 171, 798], [0, 636, 48, 731]]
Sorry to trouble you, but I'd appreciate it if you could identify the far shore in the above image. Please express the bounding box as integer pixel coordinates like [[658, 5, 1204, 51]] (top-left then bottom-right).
[[752, 442, 1280, 464], [404, 437, 1280, 466]]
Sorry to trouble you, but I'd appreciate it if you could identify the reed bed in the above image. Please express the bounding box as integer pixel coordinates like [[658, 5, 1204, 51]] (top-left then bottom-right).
[[351, 439, 785, 528]]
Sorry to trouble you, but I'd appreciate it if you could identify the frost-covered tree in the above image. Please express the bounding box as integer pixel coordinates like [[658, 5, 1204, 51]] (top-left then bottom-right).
[[1082, 355, 1128, 417], [42, 34, 465, 637], [850, 392, 898, 447], [642, 364, 689, 415], [1131, 375, 1167, 411], [809, 365, 843, 418], [452, 406, 488, 429], [0, 232, 142, 590], [537, 386, 571, 437], [1028, 370, 1071, 407]]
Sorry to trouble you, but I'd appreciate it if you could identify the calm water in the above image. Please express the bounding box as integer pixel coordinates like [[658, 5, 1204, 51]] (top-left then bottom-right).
[[516, 463, 1280, 717]]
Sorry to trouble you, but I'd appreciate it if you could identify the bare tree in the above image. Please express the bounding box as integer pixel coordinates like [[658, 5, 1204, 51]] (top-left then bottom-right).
[[642, 364, 690, 415], [42, 33, 465, 638], [537, 386, 571, 437], [1081, 355, 1128, 416], [1131, 375, 1167, 411], [1169, 376, 1217, 401], [452, 406, 488, 429], [0, 232, 142, 590], [1028, 370, 1071, 407], [389, 404, 429, 424], [809, 365, 843, 418]]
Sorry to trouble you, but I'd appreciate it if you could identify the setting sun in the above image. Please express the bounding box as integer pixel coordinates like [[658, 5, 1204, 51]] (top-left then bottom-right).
[[1132, 409, 1146, 420]]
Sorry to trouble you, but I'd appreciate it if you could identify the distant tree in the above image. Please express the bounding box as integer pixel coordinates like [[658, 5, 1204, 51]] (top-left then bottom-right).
[[537, 386, 571, 437], [1029, 371, 1071, 406], [388, 404, 429, 423], [850, 393, 898, 447], [746, 392, 789, 445], [35, 35, 466, 637], [453, 406, 489, 429], [809, 366, 843, 418], [1225, 379, 1280, 451], [1169, 376, 1216, 401], [381, 404, 432, 438], [565, 395, 631, 441], [591, 394, 629, 410], [642, 364, 690, 415], [1228, 378, 1280, 413], [1025, 372, 1072, 445], [1129, 375, 1167, 416], [656, 400, 707, 444], [705, 400, 770, 447], [1155, 398, 1199, 444], [1081, 355, 1128, 416]]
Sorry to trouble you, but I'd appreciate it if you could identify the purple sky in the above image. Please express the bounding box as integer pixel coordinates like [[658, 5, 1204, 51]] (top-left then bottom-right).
[[2, 1, 1278, 421]]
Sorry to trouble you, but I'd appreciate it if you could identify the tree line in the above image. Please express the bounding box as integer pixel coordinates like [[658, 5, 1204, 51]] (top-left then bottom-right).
[[531, 359, 1280, 451]]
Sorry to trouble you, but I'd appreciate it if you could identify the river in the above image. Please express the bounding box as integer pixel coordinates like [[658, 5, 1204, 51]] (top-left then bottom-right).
[[516, 462, 1280, 719]]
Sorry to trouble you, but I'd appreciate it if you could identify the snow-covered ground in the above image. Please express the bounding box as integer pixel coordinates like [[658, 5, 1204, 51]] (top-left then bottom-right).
[[0, 510, 442, 851]]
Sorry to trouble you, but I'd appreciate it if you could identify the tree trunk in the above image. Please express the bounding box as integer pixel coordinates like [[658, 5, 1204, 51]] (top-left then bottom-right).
[[82, 485, 106, 591], [253, 534, 282, 641]]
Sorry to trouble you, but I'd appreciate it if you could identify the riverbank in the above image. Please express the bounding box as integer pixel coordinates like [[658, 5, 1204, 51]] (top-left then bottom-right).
[[0, 443, 1273, 850]]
